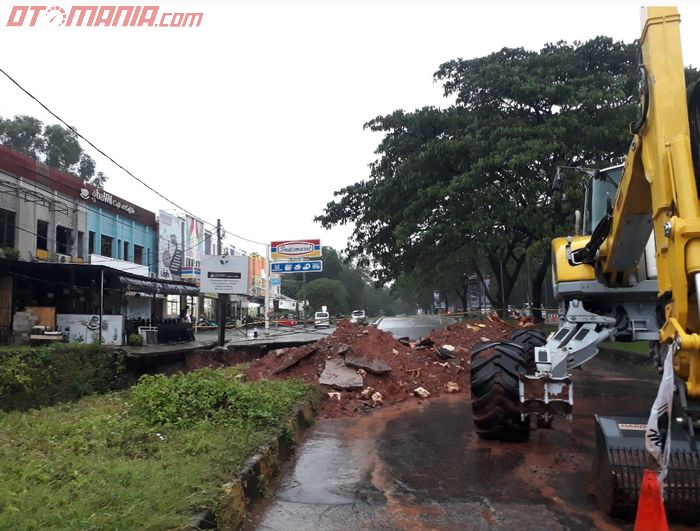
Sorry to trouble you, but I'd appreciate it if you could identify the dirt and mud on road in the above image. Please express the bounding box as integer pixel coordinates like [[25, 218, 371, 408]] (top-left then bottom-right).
[[243, 319, 511, 417], [246, 354, 692, 531]]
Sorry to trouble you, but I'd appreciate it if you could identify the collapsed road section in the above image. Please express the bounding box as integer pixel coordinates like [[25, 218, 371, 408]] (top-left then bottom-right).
[[242, 319, 511, 417]]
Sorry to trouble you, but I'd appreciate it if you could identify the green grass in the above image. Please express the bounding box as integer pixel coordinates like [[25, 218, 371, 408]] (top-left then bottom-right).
[[599, 340, 650, 354], [0, 343, 123, 411], [0, 367, 317, 530]]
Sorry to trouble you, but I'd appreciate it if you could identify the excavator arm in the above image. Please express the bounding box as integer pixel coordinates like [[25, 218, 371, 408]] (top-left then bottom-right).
[[600, 6, 700, 397]]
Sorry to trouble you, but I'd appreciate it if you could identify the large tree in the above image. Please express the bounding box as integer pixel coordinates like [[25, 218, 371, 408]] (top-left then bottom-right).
[[317, 37, 686, 318], [0, 115, 108, 188]]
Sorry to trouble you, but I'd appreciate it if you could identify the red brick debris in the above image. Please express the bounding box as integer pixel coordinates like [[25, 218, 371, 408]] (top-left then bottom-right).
[[244, 319, 512, 418]]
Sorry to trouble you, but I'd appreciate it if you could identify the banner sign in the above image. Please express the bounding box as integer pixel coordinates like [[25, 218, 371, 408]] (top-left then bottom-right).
[[158, 210, 183, 280], [271, 260, 323, 273], [271, 239, 321, 261], [200, 255, 249, 294]]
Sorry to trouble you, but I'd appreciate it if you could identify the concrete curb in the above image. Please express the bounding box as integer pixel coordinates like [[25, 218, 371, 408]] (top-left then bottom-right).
[[191, 398, 318, 530]]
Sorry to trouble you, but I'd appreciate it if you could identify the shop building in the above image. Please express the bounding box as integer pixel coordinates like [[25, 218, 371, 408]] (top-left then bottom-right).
[[0, 145, 89, 263]]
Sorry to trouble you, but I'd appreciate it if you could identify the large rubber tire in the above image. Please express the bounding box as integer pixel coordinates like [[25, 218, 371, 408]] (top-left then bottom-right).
[[510, 328, 547, 364], [470, 341, 531, 442]]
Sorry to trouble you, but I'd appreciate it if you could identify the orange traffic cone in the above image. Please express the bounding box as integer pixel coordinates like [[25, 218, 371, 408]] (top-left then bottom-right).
[[634, 469, 669, 531]]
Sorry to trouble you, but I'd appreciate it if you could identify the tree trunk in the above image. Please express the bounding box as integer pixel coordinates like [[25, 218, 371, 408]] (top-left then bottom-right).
[[531, 248, 551, 323]]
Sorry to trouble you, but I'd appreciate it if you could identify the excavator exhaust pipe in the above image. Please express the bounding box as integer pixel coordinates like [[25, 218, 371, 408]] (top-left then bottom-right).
[[591, 415, 700, 523]]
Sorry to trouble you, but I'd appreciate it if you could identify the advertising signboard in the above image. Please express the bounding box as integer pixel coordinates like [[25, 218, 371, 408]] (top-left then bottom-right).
[[271, 260, 323, 273], [271, 239, 321, 261], [158, 210, 184, 280], [200, 255, 249, 294], [57, 314, 124, 345], [182, 215, 204, 284]]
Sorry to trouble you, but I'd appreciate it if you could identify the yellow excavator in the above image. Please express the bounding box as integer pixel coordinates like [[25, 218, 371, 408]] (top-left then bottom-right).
[[470, 6, 700, 522]]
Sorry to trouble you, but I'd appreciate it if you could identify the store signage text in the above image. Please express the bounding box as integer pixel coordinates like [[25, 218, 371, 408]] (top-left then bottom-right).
[[81, 187, 136, 215]]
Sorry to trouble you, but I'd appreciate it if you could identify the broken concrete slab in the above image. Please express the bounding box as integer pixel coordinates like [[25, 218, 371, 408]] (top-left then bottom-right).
[[333, 343, 351, 356], [344, 351, 391, 375], [319, 358, 364, 390], [272, 347, 318, 375]]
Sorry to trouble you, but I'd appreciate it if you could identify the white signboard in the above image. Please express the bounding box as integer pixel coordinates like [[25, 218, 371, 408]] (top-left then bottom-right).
[[200, 255, 249, 294], [57, 314, 124, 345], [278, 299, 297, 311]]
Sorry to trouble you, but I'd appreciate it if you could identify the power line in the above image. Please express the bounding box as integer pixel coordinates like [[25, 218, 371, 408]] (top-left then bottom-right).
[[0, 66, 267, 247]]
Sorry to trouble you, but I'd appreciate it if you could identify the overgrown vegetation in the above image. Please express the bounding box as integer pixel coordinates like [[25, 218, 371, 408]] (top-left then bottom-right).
[[0, 367, 317, 530], [0, 343, 124, 411]]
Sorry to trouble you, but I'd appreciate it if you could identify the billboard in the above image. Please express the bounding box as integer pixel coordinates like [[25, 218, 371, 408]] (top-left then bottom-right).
[[248, 253, 267, 297], [181, 215, 204, 283], [271, 239, 321, 261], [57, 314, 124, 345], [200, 255, 249, 294], [158, 210, 183, 280]]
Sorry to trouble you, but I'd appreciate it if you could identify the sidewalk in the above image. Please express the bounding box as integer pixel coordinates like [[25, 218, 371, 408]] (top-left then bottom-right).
[[117, 325, 336, 364]]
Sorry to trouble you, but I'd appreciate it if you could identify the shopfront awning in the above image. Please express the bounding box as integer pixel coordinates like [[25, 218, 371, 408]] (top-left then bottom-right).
[[116, 275, 199, 296]]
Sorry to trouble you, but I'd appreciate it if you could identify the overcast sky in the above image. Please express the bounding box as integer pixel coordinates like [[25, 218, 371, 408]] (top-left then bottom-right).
[[2, 0, 700, 255]]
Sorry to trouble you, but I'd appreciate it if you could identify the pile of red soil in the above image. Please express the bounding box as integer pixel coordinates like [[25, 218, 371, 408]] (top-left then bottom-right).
[[245, 319, 511, 418]]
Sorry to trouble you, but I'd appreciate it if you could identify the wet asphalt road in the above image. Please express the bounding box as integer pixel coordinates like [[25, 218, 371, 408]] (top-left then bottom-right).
[[246, 352, 666, 531], [377, 315, 456, 341]]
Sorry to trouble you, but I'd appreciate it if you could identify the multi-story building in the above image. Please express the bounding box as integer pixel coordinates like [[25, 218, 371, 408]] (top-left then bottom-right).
[[0, 145, 89, 263], [0, 145, 158, 272]]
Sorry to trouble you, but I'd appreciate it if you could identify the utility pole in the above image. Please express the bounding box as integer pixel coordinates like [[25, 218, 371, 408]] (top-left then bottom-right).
[[216, 218, 226, 347], [264, 243, 270, 332], [302, 271, 307, 325]]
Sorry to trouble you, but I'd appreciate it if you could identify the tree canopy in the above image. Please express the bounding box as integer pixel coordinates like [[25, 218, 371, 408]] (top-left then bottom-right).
[[0, 114, 108, 188], [317, 37, 700, 316]]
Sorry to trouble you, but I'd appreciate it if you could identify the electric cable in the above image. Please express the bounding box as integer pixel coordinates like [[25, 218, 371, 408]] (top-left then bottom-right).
[[0, 66, 267, 246]]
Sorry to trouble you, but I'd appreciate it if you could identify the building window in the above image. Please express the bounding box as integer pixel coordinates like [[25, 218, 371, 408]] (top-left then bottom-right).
[[204, 232, 211, 255], [0, 208, 15, 248], [100, 235, 113, 258], [56, 226, 71, 255], [88, 231, 95, 255], [134, 244, 143, 265], [36, 220, 48, 251], [77, 232, 84, 259], [123, 241, 129, 262]]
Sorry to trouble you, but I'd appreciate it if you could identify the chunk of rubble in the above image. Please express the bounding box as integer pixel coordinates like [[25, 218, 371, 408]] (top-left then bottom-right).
[[328, 391, 342, 400], [357, 368, 367, 377], [435, 346, 456, 359], [360, 386, 375, 400], [397, 337, 411, 346], [319, 358, 364, 390], [344, 351, 391, 375], [371, 392, 383, 406], [272, 346, 319, 374], [333, 343, 351, 356], [413, 387, 431, 399], [445, 382, 460, 393]]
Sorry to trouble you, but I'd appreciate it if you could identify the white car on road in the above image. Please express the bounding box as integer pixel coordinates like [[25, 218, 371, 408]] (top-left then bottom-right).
[[314, 311, 331, 328]]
